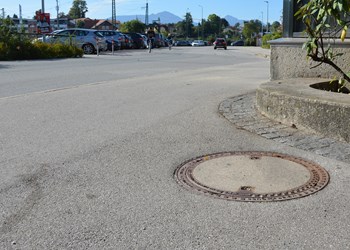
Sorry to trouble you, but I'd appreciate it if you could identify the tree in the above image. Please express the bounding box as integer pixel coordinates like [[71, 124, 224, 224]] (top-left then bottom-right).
[[120, 20, 146, 33], [205, 14, 229, 37], [68, 0, 88, 19], [270, 21, 281, 33], [76, 20, 85, 28], [13, 14, 18, 19], [184, 12, 194, 37], [175, 12, 194, 38], [295, 0, 350, 84], [58, 12, 67, 18], [0, 17, 14, 43], [242, 19, 261, 39]]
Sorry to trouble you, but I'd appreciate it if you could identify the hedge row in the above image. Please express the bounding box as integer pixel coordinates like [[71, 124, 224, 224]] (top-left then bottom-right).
[[0, 41, 83, 61]]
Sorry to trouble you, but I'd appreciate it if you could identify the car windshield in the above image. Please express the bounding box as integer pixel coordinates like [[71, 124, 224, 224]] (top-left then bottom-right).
[[94, 31, 104, 37]]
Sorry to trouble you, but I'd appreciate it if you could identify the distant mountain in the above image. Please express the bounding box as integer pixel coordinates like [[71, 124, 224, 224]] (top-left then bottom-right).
[[224, 15, 244, 26], [116, 11, 182, 24], [115, 11, 243, 26]]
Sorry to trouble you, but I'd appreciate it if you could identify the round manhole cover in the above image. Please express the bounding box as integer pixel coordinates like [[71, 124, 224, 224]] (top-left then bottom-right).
[[175, 151, 329, 202]]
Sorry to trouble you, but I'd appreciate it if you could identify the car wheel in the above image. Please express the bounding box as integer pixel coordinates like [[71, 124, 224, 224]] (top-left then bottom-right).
[[82, 44, 95, 54]]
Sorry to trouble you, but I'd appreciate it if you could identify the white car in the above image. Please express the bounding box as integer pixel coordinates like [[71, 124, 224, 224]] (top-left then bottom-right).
[[191, 40, 205, 46]]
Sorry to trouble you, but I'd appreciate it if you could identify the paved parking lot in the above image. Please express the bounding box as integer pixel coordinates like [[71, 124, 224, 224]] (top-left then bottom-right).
[[1, 47, 349, 249]]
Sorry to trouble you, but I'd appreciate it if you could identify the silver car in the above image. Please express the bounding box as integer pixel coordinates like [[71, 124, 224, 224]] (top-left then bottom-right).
[[44, 28, 107, 54]]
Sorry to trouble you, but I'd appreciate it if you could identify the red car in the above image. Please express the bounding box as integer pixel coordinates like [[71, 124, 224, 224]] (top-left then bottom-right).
[[213, 38, 227, 50]]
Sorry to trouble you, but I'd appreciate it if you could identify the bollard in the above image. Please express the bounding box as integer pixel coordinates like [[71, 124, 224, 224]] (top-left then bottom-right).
[[112, 37, 114, 55], [96, 37, 100, 56]]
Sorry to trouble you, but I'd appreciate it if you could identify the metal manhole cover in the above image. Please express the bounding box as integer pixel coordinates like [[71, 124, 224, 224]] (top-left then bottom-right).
[[175, 151, 329, 202]]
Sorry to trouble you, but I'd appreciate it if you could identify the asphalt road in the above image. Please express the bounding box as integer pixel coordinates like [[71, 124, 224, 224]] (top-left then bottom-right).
[[0, 47, 349, 249]]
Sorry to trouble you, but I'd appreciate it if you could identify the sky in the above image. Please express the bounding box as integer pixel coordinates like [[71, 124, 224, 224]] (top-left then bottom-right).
[[2, 0, 283, 23]]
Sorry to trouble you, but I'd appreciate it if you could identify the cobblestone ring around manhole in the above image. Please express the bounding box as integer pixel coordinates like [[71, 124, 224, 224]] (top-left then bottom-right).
[[175, 151, 329, 202]]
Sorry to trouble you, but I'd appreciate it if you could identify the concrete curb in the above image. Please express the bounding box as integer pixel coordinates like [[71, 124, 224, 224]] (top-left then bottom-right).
[[219, 93, 350, 164], [256, 78, 350, 143]]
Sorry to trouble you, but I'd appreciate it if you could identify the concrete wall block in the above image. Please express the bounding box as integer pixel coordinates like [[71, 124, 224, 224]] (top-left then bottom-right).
[[256, 79, 350, 142], [270, 38, 350, 80]]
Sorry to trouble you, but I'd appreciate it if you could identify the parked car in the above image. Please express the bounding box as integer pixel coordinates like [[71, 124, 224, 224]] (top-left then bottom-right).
[[140, 34, 148, 48], [153, 33, 165, 48], [105, 40, 121, 51], [42, 28, 107, 54], [99, 30, 122, 51], [231, 40, 244, 46], [122, 33, 134, 49], [213, 38, 227, 50], [124, 32, 146, 49], [34, 29, 63, 42], [174, 40, 191, 46], [191, 40, 205, 46]]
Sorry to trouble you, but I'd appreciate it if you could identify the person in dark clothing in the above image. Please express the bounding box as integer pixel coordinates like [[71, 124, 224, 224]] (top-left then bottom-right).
[[146, 27, 155, 49]]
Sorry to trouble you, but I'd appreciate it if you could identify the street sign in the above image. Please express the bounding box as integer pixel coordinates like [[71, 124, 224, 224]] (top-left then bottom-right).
[[36, 12, 51, 34]]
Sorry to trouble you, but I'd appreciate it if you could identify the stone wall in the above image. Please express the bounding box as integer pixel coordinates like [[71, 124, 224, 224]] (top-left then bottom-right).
[[270, 38, 350, 80]]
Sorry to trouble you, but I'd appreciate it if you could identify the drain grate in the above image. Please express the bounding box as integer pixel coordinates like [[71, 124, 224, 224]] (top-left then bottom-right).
[[175, 151, 329, 202]]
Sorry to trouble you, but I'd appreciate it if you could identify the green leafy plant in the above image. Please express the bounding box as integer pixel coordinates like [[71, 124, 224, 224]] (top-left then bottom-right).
[[295, 0, 350, 86], [262, 32, 282, 49]]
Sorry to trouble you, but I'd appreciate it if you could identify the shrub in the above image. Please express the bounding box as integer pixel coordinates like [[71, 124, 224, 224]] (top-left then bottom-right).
[[245, 38, 256, 46], [0, 39, 83, 60], [262, 32, 282, 49]]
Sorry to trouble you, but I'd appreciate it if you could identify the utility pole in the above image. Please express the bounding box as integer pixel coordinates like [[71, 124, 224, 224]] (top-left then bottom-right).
[[145, 0, 149, 26], [19, 5, 23, 31], [1, 8, 5, 19], [42, 0, 45, 14], [56, 0, 59, 30], [141, 0, 149, 26], [112, 0, 116, 29]]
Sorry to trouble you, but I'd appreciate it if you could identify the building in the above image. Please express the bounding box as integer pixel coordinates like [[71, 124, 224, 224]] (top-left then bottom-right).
[[73, 18, 120, 30], [4, 17, 120, 33]]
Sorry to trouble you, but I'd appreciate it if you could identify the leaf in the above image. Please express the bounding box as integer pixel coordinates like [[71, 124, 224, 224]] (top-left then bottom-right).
[[341, 29, 347, 42], [339, 2, 343, 11]]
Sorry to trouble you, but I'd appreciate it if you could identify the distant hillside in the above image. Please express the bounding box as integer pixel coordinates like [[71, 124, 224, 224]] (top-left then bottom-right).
[[114, 11, 243, 26], [115, 11, 243, 26], [224, 15, 244, 26], [116, 11, 182, 24]]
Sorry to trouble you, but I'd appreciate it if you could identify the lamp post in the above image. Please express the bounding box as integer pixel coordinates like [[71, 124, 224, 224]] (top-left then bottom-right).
[[186, 8, 190, 39], [198, 5, 203, 39], [261, 11, 264, 34], [56, 0, 59, 29], [264, 1, 269, 33]]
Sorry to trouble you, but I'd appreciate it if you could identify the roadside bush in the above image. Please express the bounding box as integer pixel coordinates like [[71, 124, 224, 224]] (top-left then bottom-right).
[[244, 38, 256, 46], [207, 35, 215, 44], [261, 32, 282, 49], [0, 40, 83, 60]]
